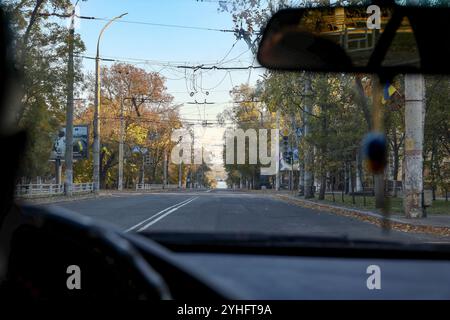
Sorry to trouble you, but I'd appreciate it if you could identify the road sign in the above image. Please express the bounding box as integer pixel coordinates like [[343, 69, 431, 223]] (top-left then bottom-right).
[[50, 125, 89, 160], [132, 146, 149, 155], [293, 148, 299, 161], [148, 132, 160, 140]]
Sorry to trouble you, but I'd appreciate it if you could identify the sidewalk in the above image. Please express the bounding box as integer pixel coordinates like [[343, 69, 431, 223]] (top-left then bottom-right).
[[274, 193, 450, 237], [16, 191, 109, 205], [16, 188, 208, 205]]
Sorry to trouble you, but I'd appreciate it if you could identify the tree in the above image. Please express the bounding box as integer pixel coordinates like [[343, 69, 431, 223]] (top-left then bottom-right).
[[219, 83, 276, 189], [75, 63, 181, 189], [424, 76, 450, 200], [4, 0, 86, 181]]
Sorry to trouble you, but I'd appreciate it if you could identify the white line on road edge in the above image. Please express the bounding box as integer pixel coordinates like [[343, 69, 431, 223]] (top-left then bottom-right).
[[137, 197, 198, 232], [125, 197, 196, 232]]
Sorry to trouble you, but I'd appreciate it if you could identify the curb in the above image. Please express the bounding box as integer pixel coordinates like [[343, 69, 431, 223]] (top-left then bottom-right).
[[16, 188, 209, 205], [274, 194, 450, 238], [16, 193, 110, 205]]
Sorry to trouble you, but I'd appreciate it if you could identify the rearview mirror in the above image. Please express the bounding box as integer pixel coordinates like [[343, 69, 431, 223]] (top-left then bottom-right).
[[257, 4, 450, 77]]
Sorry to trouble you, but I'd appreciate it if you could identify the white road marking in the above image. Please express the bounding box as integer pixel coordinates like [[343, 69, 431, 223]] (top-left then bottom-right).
[[125, 197, 196, 232], [137, 197, 198, 232]]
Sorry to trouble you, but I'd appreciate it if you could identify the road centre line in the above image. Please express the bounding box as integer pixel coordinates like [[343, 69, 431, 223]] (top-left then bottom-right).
[[125, 197, 196, 232], [137, 197, 199, 232]]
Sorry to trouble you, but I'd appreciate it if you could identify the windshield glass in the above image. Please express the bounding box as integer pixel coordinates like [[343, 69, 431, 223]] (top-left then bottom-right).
[[5, 0, 450, 244]]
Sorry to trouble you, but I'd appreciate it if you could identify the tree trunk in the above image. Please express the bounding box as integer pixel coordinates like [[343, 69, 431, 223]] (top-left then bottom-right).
[[430, 140, 437, 201], [350, 162, 355, 204], [392, 129, 400, 197], [319, 173, 326, 200], [344, 163, 349, 194], [331, 177, 336, 202]]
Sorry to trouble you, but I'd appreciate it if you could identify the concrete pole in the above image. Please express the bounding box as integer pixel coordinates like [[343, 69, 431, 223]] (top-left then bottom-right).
[[178, 162, 182, 189], [64, 7, 75, 197], [298, 112, 305, 196], [93, 48, 101, 192], [178, 134, 183, 189], [55, 159, 62, 185], [190, 127, 195, 189], [93, 13, 127, 193], [275, 110, 280, 191], [141, 153, 145, 184], [404, 74, 425, 218], [163, 150, 168, 188], [118, 96, 124, 190], [304, 75, 314, 198]]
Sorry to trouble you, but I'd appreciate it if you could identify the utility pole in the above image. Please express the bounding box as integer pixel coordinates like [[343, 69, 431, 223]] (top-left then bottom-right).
[[64, 2, 77, 197], [275, 110, 280, 191], [190, 127, 195, 189], [290, 137, 294, 191], [93, 12, 128, 193], [178, 162, 182, 189], [176, 135, 183, 189], [163, 150, 168, 188], [290, 111, 299, 192], [141, 152, 145, 185], [299, 116, 305, 196], [55, 159, 62, 185], [304, 75, 314, 198], [93, 44, 101, 192], [118, 96, 124, 190], [404, 74, 425, 218]]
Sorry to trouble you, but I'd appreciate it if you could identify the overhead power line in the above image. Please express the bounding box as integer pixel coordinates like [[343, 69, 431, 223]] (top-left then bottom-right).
[[77, 15, 236, 33], [194, 0, 234, 3], [75, 54, 262, 71], [177, 65, 263, 70], [217, 39, 239, 65], [37, 12, 237, 32]]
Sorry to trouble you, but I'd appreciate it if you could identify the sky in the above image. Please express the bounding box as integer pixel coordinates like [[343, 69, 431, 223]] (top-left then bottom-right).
[[74, 0, 264, 172]]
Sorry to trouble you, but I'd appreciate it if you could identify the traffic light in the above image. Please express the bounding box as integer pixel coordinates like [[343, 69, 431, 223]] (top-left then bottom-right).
[[282, 135, 289, 144], [282, 135, 290, 162], [287, 151, 293, 165], [282, 135, 289, 150], [144, 154, 152, 166]]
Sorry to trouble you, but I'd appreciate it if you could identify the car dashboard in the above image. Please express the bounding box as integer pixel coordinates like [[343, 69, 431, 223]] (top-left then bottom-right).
[[130, 232, 450, 300]]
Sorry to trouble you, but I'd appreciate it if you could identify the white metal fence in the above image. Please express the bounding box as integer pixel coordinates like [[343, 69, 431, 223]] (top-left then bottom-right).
[[135, 184, 180, 191], [72, 183, 94, 193], [15, 183, 94, 197]]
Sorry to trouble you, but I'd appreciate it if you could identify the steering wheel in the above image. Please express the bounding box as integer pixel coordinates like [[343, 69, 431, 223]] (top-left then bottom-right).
[[0, 205, 172, 300]]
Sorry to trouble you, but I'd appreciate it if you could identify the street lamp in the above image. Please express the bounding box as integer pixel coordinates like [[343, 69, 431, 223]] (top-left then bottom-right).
[[93, 12, 127, 193]]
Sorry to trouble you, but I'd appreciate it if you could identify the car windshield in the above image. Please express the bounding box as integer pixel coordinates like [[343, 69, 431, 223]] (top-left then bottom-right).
[[5, 0, 450, 244]]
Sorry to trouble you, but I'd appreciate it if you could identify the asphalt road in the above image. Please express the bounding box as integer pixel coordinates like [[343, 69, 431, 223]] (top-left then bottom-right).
[[40, 189, 450, 243]]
